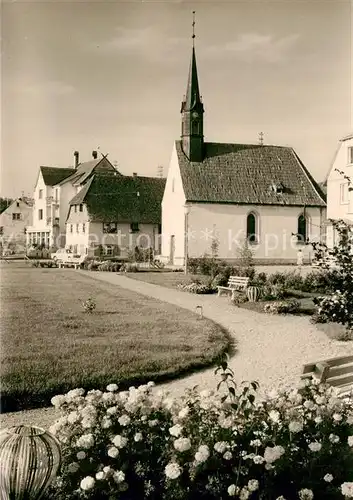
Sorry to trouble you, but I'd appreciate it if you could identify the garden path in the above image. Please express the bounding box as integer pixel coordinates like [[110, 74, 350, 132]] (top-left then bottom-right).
[[79, 271, 353, 398], [2, 270, 352, 430]]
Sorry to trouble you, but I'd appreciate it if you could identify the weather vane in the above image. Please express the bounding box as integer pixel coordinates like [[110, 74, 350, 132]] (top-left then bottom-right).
[[192, 11, 196, 45]]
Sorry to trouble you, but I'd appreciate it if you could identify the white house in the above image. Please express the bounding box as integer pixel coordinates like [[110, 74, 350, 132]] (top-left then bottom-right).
[[26, 151, 120, 249], [0, 198, 33, 254], [161, 44, 327, 265], [65, 174, 165, 258], [325, 133, 353, 247]]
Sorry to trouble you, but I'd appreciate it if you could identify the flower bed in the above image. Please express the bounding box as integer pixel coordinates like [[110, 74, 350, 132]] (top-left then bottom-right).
[[177, 282, 216, 294], [48, 366, 353, 499]]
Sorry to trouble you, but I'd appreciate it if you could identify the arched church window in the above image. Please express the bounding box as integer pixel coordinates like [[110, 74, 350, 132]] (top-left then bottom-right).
[[191, 121, 199, 135], [246, 213, 258, 244], [297, 215, 307, 243]]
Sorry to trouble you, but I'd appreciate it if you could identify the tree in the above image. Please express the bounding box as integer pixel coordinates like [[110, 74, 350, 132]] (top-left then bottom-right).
[[0, 197, 13, 214]]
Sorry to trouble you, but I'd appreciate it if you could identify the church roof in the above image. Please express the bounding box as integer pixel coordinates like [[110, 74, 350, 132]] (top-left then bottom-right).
[[176, 141, 326, 207], [68, 175, 166, 223], [182, 47, 202, 112], [40, 166, 75, 186]]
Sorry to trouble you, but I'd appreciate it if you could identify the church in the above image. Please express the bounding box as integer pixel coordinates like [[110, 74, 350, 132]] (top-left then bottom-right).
[[161, 33, 326, 266]]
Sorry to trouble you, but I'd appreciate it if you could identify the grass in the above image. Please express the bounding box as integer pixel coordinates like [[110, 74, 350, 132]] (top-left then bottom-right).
[[0, 264, 231, 412], [237, 297, 316, 315], [128, 271, 212, 290]]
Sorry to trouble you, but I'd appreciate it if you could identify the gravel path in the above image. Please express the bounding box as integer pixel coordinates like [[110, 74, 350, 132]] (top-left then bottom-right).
[[2, 270, 352, 430]]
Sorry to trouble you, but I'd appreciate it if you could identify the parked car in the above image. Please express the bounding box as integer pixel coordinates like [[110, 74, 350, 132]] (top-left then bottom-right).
[[51, 248, 74, 262]]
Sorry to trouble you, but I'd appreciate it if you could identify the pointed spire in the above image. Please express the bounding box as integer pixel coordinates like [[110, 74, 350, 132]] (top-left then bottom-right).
[[182, 11, 202, 112]]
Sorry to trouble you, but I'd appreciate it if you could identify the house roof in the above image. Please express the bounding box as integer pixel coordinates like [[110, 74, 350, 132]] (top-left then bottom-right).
[[68, 175, 166, 224], [56, 157, 122, 186], [176, 141, 326, 207], [40, 166, 75, 186]]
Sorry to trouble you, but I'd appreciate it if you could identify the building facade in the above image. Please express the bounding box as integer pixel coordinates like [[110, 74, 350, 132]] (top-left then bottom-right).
[[325, 133, 353, 248], [0, 198, 33, 254]]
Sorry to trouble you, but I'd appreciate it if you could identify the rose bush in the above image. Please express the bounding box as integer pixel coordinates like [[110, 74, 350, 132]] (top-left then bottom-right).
[[47, 363, 353, 500]]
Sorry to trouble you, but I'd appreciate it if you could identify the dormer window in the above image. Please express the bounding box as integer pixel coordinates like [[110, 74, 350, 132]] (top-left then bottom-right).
[[270, 182, 284, 194]]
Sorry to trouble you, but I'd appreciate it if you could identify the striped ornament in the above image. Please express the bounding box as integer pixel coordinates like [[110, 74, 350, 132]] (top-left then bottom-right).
[[246, 286, 260, 302], [0, 425, 61, 500]]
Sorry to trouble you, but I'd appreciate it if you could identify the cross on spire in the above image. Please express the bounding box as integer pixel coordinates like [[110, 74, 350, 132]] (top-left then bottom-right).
[[192, 11, 196, 45], [258, 131, 264, 146]]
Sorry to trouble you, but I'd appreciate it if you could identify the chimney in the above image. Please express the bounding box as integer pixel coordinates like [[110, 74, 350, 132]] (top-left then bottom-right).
[[74, 151, 79, 169], [92, 150, 98, 159], [133, 172, 137, 177]]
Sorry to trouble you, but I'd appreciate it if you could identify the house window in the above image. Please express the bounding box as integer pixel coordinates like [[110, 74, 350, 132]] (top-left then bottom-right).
[[0, 226, 3, 235], [70, 224, 73, 233], [297, 215, 307, 243], [55, 189, 58, 202], [348, 147, 353, 164], [103, 222, 118, 234], [39, 189, 43, 199], [79, 204, 83, 212], [82, 223, 86, 234], [12, 213, 21, 220], [103, 245, 114, 256], [38, 209, 43, 220], [130, 222, 139, 233], [74, 205, 77, 213], [16, 202, 20, 207], [246, 213, 258, 244], [76, 224, 79, 233], [158, 224, 162, 234], [340, 183, 349, 204]]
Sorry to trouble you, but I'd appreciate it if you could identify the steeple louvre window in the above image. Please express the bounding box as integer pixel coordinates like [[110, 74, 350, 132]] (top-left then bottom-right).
[[191, 121, 199, 135]]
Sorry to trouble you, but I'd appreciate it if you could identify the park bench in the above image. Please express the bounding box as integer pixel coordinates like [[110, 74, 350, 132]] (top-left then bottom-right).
[[58, 255, 86, 270], [301, 355, 353, 397], [217, 276, 250, 300]]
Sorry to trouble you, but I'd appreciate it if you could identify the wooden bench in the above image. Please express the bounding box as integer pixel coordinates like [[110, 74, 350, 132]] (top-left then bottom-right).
[[301, 355, 353, 396], [217, 276, 250, 300], [58, 256, 85, 270]]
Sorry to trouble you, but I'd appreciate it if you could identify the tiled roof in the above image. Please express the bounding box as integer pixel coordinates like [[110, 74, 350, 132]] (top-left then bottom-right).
[[57, 158, 121, 186], [176, 141, 326, 207], [68, 175, 166, 224], [40, 166, 75, 186]]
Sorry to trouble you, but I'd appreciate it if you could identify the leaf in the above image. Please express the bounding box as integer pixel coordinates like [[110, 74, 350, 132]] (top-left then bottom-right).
[[228, 387, 236, 397], [221, 395, 228, 404]]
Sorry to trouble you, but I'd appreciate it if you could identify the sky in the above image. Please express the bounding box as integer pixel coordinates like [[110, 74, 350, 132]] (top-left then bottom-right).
[[1, 0, 352, 199]]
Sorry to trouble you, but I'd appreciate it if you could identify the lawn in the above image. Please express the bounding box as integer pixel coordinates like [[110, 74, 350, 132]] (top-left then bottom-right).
[[0, 264, 231, 412], [128, 271, 212, 289]]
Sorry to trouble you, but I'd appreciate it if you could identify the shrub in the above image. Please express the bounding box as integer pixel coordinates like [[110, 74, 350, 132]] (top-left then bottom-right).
[[283, 271, 305, 290], [264, 299, 300, 314], [120, 263, 139, 273], [48, 366, 353, 500], [211, 272, 229, 288], [262, 284, 287, 301], [30, 260, 41, 268], [177, 282, 215, 294], [81, 298, 96, 313], [267, 272, 287, 286], [231, 292, 248, 305], [313, 291, 352, 328]]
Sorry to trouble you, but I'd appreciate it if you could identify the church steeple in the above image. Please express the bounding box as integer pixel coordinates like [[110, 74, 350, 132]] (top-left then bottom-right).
[[181, 11, 204, 162]]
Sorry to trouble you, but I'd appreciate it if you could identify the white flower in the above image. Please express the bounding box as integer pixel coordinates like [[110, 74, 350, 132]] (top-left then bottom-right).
[[76, 451, 86, 460], [195, 445, 210, 463], [118, 414, 131, 426], [323, 473, 333, 482], [298, 488, 314, 500], [314, 416, 322, 424], [264, 445, 285, 463], [81, 417, 95, 429], [228, 484, 237, 496], [76, 434, 94, 449], [276, 497, 286, 500], [106, 383, 119, 392], [107, 406, 118, 416], [67, 388, 85, 399], [102, 418, 112, 429], [223, 451, 233, 460], [134, 432, 143, 442], [51, 395, 66, 408], [268, 410, 280, 423], [107, 446, 119, 458], [174, 437, 191, 452], [67, 411, 80, 424], [214, 441, 228, 454], [178, 407, 189, 419], [112, 435, 128, 449], [96, 471, 105, 480], [147, 381, 155, 387], [149, 419, 158, 427], [288, 421, 303, 433], [113, 470, 125, 484], [67, 462, 80, 474], [102, 392, 115, 403], [247, 479, 259, 492], [253, 455, 265, 464], [329, 434, 339, 444], [80, 476, 95, 491], [103, 466, 113, 477], [169, 424, 183, 437], [333, 412, 342, 422], [341, 482, 353, 497], [165, 462, 182, 479], [250, 439, 262, 447], [348, 436, 353, 447], [240, 488, 250, 500], [303, 400, 315, 410], [308, 441, 322, 452]]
